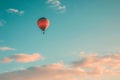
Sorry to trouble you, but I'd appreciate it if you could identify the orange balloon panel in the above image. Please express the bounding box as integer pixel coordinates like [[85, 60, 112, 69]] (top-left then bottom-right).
[[37, 18, 50, 31]]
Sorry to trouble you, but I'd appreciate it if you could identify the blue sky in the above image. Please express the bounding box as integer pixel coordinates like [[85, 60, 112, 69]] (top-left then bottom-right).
[[0, 0, 120, 80]]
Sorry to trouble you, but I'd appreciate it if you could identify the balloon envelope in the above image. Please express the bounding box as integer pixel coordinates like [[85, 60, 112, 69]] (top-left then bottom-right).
[[37, 17, 50, 31]]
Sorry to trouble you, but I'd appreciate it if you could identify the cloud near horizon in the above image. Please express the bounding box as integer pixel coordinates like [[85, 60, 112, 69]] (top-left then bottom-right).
[[0, 53, 44, 63], [0, 53, 120, 80], [6, 8, 24, 15]]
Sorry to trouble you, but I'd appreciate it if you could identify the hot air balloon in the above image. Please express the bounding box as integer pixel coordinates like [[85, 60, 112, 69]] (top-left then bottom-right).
[[37, 17, 50, 34]]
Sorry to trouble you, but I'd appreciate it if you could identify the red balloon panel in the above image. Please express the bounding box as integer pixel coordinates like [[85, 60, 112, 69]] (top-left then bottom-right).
[[37, 19, 49, 31]]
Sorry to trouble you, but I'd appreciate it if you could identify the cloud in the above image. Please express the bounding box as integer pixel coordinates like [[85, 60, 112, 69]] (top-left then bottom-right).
[[58, 5, 66, 10], [47, 0, 66, 12], [0, 20, 6, 27], [0, 53, 120, 80], [72, 53, 120, 75], [0, 40, 4, 42], [0, 53, 44, 63], [0, 47, 15, 51], [0, 58, 12, 63], [6, 8, 24, 15], [79, 51, 98, 58], [0, 63, 85, 80]]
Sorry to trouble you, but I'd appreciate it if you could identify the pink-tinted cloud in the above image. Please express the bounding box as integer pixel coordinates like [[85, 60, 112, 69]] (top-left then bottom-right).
[[0, 53, 44, 63], [0, 58, 12, 63], [0, 63, 85, 80], [72, 53, 120, 75], [0, 47, 15, 51], [0, 53, 120, 80]]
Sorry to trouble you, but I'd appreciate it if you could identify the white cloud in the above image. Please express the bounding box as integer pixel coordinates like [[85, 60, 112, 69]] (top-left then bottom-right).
[[0, 53, 44, 63], [47, 0, 66, 12], [7, 8, 24, 15], [0, 47, 15, 51], [58, 5, 66, 10]]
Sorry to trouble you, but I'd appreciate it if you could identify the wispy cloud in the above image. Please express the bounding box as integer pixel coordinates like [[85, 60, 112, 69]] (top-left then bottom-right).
[[0, 53, 120, 80], [79, 51, 98, 58], [0, 47, 15, 51], [0, 20, 6, 27], [0, 40, 4, 42], [0, 53, 44, 63], [47, 0, 66, 13], [6, 8, 24, 15]]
